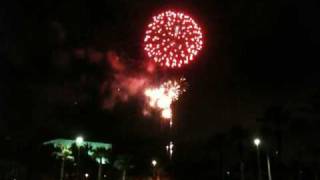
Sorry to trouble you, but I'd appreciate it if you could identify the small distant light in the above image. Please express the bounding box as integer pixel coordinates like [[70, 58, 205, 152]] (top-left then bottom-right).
[[104, 174, 107, 178], [85, 173, 89, 178], [226, 171, 230, 175], [152, 159, 157, 167], [169, 141, 174, 149], [253, 138, 261, 147]]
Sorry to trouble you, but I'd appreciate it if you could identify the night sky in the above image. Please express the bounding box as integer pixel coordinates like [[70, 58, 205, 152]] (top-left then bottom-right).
[[1, 0, 319, 145]]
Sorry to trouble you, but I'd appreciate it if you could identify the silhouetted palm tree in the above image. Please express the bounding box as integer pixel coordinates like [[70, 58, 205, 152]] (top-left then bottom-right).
[[53, 145, 74, 180], [114, 155, 133, 180], [91, 147, 110, 180]]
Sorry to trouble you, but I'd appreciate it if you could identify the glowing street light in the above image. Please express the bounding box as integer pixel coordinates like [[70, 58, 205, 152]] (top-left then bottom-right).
[[254, 138, 261, 147], [85, 173, 89, 178], [151, 159, 158, 179], [253, 138, 262, 180], [152, 160, 157, 167], [76, 136, 84, 179], [76, 136, 84, 147], [75, 136, 84, 161]]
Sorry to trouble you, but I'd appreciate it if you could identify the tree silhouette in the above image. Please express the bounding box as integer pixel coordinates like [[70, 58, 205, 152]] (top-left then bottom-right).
[[90, 147, 111, 180], [114, 155, 133, 180], [53, 145, 74, 180]]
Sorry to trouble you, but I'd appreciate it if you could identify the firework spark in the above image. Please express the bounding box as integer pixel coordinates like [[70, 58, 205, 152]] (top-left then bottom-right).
[[144, 10, 204, 68], [144, 78, 186, 119]]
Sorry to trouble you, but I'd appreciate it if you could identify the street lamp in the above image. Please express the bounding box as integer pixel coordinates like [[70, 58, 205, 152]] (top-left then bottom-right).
[[151, 159, 157, 179], [152, 160, 157, 167], [267, 154, 272, 180], [75, 136, 84, 162], [253, 138, 262, 180], [76, 136, 84, 146], [85, 173, 89, 179], [76, 136, 84, 180], [254, 138, 261, 147]]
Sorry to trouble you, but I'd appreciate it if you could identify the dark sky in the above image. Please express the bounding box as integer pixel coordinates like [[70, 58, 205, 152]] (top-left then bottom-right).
[[1, 0, 319, 144]]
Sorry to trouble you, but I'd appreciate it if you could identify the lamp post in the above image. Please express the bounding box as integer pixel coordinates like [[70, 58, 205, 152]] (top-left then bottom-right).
[[152, 160, 157, 180], [267, 154, 272, 180], [84, 173, 89, 179], [76, 136, 84, 180], [254, 138, 262, 180], [152, 160, 157, 167], [76, 136, 84, 164]]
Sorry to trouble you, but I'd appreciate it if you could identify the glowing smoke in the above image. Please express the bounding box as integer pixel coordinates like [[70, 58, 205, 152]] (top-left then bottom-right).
[[101, 50, 186, 121], [102, 51, 152, 109]]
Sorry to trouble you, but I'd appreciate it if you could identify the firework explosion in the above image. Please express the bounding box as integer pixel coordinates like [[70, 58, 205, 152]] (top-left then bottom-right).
[[101, 10, 203, 121], [144, 10, 204, 68], [101, 51, 187, 120], [144, 78, 186, 119]]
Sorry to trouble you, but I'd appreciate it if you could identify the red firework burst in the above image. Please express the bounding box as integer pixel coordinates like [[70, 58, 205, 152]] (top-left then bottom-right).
[[144, 10, 204, 68]]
